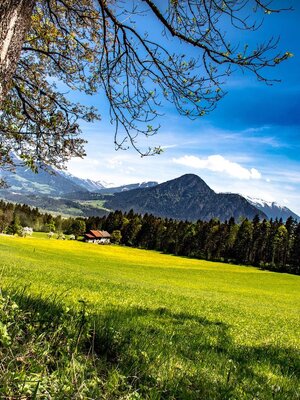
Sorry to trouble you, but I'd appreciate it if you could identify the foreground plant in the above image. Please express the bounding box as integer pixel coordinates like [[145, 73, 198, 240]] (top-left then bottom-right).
[[0, 292, 101, 398]]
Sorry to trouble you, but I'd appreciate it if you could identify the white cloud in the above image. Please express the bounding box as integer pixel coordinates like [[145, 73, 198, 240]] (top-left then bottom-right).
[[173, 155, 262, 180], [241, 126, 271, 134]]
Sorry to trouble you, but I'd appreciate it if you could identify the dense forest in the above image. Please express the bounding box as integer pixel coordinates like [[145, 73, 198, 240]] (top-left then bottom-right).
[[0, 200, 299, 275]]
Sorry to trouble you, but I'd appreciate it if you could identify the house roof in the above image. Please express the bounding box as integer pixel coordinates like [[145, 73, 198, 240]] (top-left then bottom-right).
[[89, 230, 103, 238], [85, 233, 95, 239], [88, 230, 111, 238], [100, 230, 111, 238]]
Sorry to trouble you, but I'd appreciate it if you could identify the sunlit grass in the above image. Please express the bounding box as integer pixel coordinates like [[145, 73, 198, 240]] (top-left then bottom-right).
[[0, 234, 299, 399]]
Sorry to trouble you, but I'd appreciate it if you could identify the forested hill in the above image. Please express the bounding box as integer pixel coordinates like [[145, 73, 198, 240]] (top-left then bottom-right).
[[105, 174, 268, 222]]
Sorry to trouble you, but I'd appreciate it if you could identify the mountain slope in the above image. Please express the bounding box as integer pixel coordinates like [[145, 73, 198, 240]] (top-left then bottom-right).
[[0, 166, 85, 196], [0, 164, 107, 196], [105, 174, 267, 221], [0, 161, 157, 197], [246, 197, 299, 221]]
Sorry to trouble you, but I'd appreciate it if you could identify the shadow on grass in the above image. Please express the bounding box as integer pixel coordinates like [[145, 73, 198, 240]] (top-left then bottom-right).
[[91, 305, 299, 399], [3, 289, 299, 400]]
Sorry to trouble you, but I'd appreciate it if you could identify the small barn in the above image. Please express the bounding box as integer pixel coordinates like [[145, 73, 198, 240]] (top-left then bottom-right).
[[84, 230, 111, 244]]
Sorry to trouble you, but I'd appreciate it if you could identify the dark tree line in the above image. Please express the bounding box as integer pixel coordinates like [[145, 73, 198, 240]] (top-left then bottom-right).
[[86, 210, 300, 275], [0, 200, 299, 275]]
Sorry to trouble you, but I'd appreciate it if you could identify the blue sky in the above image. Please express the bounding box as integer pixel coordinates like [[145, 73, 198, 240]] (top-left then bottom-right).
[[67, 1, 300, 215]]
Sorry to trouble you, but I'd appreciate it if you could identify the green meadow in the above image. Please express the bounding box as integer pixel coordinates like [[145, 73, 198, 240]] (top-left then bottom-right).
[[0, 233, 299, 399]]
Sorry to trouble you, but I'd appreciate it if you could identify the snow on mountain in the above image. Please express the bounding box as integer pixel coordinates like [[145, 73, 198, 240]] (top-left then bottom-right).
[[246, 196, 278, 208], [57, 171, 106, 192], [96, 181, 158, 195], [245, 196, 299, 221], [97, 180, 116, 188], [119, 182, 158, 191]]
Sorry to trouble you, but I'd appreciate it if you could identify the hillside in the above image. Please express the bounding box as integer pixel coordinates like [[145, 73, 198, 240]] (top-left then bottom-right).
[[1, 234, 299, 399], [105, 174, 267, 221]]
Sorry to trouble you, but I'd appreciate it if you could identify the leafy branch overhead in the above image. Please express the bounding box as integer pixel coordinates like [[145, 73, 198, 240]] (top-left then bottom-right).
[[0, 0, 292, 171]]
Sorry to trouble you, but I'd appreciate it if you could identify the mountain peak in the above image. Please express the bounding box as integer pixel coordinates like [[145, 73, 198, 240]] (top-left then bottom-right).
[[161, 174, 214, 196], [174, 173, 208, 183]]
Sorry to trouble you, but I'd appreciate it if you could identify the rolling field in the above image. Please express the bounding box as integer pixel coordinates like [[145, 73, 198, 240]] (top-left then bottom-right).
[[0, 233, 299, 399]]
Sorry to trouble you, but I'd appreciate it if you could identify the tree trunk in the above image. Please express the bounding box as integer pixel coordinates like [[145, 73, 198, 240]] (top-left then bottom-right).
[[0, 0, 35, 105]]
